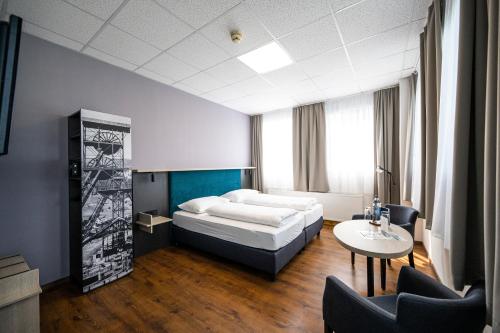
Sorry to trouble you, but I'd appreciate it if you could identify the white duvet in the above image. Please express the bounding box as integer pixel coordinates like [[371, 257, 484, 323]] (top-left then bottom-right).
[[205, 202, 297, 227], [242, 193, 317, 211]]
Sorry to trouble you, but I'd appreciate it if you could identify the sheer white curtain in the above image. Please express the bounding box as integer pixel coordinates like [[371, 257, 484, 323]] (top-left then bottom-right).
[[325, 93, 374, 195], [411, 63, 423, 211], [431, 0, 460, 248], [262, 108, 293, 191]]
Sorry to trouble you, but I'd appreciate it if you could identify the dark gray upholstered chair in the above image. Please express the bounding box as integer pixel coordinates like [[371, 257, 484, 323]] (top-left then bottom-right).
[[351, 204, 419, 268], [323, 266, 486, 333]]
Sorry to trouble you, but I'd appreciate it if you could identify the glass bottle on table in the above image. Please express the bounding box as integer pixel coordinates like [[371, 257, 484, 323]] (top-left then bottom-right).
[[371, 195, 381, 225]]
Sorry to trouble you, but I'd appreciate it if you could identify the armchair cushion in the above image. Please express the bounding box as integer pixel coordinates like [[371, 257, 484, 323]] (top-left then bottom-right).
[[368, 295, 398, 315]]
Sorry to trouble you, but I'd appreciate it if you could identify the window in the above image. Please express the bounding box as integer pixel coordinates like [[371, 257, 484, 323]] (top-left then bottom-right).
[[262, 109, 293, 190], [325, 93, 374, 195], [431, 0, 461, 247]]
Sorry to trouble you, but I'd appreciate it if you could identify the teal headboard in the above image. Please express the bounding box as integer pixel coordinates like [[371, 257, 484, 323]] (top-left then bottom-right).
[[168, 169, 241, 217]]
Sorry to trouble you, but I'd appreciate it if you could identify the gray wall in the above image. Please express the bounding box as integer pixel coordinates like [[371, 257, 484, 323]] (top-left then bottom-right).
[[0, 34, 250, 285]]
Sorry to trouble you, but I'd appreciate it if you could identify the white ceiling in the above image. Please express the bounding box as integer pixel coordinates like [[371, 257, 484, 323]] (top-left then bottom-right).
[[4, 0, 430, 114]]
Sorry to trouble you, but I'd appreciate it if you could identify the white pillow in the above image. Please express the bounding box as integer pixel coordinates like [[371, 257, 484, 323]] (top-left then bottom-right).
[[178, 196, 229, 214], [221, 189, 259, 203]]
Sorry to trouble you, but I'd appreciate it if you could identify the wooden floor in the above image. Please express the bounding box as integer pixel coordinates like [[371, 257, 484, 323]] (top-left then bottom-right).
[[40, 225, 436, 333]]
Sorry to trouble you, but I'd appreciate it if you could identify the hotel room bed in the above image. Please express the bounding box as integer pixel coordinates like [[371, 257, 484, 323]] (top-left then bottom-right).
[[172, 207, 323, 279], [173, 210, 305, 251], [167, 170, 324, 279], [302, 204, 324, 244], [172, 212, 306, 279]]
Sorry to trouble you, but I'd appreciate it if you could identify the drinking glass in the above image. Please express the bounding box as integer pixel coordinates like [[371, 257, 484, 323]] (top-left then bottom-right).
[[381, 208, 390, 232], [364, 206, 372, 220]]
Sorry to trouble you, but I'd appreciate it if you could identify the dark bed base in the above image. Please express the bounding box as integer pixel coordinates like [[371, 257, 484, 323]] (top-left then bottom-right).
[[305, 216, 324, 244], [172, 225, 306, 279]]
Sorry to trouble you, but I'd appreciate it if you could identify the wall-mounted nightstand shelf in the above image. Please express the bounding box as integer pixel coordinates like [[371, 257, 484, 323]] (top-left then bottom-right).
[[135, 212, 172, 234]]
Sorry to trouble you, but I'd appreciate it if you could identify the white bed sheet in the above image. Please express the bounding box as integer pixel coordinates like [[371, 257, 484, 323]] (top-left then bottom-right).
[[304, 204, 324, 227], [173, 210, 305, 251]]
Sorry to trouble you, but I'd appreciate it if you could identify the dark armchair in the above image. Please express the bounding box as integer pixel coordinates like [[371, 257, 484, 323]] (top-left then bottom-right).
[[351, 204, 419, 268], [323, 266, 486, 333]]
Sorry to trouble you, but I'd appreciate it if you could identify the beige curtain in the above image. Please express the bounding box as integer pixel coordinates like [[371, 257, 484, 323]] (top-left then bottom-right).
[[292, 102, 329, 192], [399, 74, 417, 202], [374, 87, 400, 204], [448, 0, 499, 329], [250, 115, 263, 191], [420, 0, 442, 228]]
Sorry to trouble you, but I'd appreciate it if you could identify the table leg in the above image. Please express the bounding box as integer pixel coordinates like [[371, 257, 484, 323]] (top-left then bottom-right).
[[380, 258, 386, 291], [367, 256, 374, 297]]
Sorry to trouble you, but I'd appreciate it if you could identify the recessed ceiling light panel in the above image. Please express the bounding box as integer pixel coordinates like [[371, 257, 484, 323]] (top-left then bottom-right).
[[237, 42, 293, 74]]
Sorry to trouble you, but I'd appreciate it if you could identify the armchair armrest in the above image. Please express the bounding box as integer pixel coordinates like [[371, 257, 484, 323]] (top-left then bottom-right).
[[397, 266, 459, 299], [323, 276, 396, 333]]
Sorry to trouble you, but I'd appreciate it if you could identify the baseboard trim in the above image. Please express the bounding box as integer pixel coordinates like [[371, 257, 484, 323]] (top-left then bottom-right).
[[41, 276, 70, 292]]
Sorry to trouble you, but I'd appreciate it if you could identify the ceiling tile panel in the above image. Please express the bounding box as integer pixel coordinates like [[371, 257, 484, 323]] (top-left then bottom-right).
[[231, 76, 276, 95], [89, 25, 161, 65], [412, 0, 433, 21], [312, 67, 356, 90], [135, 68, 175, 85], [245, 0, 331, 38], [14, 0, 431, 114], [403, 48, 419, 69], [224, 92, 295, 114], [178, 72, 226, 93], [284, 79, 319, 95], [167, 33, 230, 70], [83, 47, 138, 71], [262, 64, 308, 86], [111, 0, 193, 50], [205, 58, 256, 85], [336, 0, 414, 43], [330, 0, 362, 12], [173, 82, 203, 95], [23, 22, 84, 51], [8, 0, 104, 43], [143, 52, 198, 81], [64, 0, 124, 20], [406, 18, 426, 50], [293, 90, 326, 104], [201, 83, 249, 102], [322, 83, 360, 99], [347, 24, 409, 64], [359, 71, 400, 91], [200, 3, 273, 56], [155, 0, 240, 29], [354, 52, 404, 79], [279, 15, 342, 61], [298, 48, 350, 77]]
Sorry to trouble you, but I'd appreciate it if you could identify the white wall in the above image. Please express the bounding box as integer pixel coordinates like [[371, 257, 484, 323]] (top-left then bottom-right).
[[267, 189, 371, 222], [420, 218, 454, 286]]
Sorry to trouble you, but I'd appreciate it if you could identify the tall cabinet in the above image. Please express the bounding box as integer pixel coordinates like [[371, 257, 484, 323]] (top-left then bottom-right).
[[68, 109, 133, 293]]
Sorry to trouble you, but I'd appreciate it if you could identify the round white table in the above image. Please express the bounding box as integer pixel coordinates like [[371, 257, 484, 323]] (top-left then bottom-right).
[[333, 220, 413, 296]]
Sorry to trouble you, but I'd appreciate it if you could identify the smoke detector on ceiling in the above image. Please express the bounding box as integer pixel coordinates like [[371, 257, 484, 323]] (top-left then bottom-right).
[[231, 31, 243, 44]]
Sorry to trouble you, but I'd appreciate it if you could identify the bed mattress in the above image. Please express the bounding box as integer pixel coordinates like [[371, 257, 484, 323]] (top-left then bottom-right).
[[173, 211, 305, 251], [304, 204, 323, 227]]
